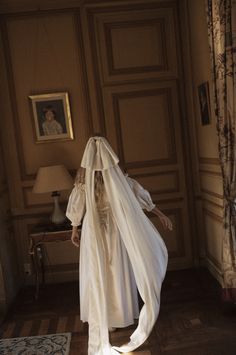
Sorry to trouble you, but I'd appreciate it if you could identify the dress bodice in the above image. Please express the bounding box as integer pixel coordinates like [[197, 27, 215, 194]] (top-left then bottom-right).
[[95, 185, 111, 228]]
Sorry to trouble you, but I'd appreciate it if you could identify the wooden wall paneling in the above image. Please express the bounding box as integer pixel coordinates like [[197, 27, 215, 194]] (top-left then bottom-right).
[[175, 0, 212, 268], [22, 184, 71, 209], [0, 0, 208, 281], [199, 157, 220, 165], [1, 9, 94, 221], [186, 0, 223, 277], [150, 207, 185, 258], [1, 18, 29, 181], [82, 5, 108, 135], [13, 217, 78, 281], [89, 2, 178, 85], [203, 208, 223, 271], [131, 170, 180, 195], [149, 202, 192, 269], [112, 88, 177, 168], [199, 163, 222, 175], [200, 170, 223, 204], [201, 198, 223, 282], [176, 0, 201, 196], [0, 138, 21, 308], [0, 9, 94, 284], [25, 220, 79, 283], [202, 197, 223, 218], [102, 81, 185, 168], [73, 10, 94, 137], [95, 2, 194, 269], [0, 20, 25, 210], [203, 200, 223, 286], [82, 1, 180, 136], [5, 12, 90, 179], [79, 11, 105, 136]]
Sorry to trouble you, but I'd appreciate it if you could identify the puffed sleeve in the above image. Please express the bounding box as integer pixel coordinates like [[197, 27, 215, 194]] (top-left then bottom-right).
[[126, 176, 156, 212], [66, 183, 86, 226]]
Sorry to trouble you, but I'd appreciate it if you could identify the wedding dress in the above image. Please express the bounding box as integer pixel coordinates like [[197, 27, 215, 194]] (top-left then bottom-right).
[[66, 137, 168, 354]]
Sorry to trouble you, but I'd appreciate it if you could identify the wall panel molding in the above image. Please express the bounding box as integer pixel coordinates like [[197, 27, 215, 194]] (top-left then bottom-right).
[[112, 87, 177, 167], [199, 168, 222, 177], [203, 208, 223, 271], [90, 2, 178, 85], [1, 10, 92, 182], [199, 157, 220, 165], [131, 170, 180, 194], [104, 18, 168, 75], [150, 206, 186, 259]]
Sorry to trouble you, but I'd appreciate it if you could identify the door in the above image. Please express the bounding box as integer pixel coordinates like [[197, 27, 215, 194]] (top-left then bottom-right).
[[83, 0, 194, 269]]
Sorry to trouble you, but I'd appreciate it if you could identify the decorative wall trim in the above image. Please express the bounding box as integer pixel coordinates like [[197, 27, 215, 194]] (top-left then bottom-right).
[[0, 1, 178, 17], [112, 87, 177, 167], [11, 210, 52, 219], [202, 208, 223, 270], [199, 157, 220, 165], [86, 7, 107, 135], [150, 206, 186, 258], [22, 187, 53, 209], [131, 170, 179, 194], [155, 197, 184, 204], [201, 188, 223, 200], [73, 10, 94, 136], [201, 196, 223, 209], [1, 18, 29, 180], [203, 207, 223, 223], [206, 250, 222, 270], [204, 256, 223, 287], [86, 0, 178, 135], [199, 168, 222, 176], [104, 18, 168, 75]]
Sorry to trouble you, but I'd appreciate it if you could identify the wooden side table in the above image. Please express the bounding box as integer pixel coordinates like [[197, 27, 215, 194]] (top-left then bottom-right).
[[29, 224, 76, 299]]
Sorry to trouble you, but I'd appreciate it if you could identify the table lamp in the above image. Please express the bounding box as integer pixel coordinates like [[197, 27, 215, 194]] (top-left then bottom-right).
[[33, 164, 73, 224]]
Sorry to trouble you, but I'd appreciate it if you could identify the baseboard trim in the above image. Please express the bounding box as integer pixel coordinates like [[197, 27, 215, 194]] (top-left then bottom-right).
[[201, 256, 223, 287]]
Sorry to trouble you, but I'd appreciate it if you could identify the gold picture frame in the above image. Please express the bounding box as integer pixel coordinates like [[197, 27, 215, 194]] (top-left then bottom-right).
[[29, 92, 74, 143]]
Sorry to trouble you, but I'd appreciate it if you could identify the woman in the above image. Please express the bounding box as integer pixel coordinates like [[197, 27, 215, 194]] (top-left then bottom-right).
[[66, 136, 172, 354], [42, 106, 63, 135]]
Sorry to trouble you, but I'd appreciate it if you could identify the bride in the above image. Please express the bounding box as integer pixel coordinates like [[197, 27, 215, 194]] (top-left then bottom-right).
[[66, 136, 172, 354]]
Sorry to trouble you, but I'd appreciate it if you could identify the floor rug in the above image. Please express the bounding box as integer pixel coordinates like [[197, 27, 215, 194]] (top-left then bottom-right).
[[0, 332, 71, 355]]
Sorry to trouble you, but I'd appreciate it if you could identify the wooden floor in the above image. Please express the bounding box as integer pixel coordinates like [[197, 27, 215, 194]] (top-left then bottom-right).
[[1, 267, 236, 354]]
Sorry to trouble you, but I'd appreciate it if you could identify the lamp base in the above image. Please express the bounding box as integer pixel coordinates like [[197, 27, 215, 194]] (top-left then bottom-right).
[[51, 192, 66, 225]]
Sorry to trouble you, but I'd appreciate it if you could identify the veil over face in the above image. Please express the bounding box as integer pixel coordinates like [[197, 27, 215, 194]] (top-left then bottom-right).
[[78, 136, 168, 354]]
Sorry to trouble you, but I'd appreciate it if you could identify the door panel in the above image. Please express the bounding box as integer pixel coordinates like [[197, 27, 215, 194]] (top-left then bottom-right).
[[85, 1, 193, 269]]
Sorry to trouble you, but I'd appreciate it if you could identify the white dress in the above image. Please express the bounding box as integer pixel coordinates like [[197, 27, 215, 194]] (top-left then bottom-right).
[[66, 175, 156, 328]]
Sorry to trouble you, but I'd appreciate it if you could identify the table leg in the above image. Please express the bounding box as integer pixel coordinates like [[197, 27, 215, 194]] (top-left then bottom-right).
[[32, 245, 41, 300], [39, 245, 45, 285]]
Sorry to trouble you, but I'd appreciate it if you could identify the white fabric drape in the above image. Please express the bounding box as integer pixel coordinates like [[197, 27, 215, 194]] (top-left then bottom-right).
[[66, 137, 168, 354]]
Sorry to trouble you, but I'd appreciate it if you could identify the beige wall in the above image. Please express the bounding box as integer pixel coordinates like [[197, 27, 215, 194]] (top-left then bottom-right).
[[0, 10, 90, 286], [188, 0, 224, 285]]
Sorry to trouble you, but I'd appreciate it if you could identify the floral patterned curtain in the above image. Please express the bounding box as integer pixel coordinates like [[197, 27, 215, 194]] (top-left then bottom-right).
[[206, 0, 236, 303]]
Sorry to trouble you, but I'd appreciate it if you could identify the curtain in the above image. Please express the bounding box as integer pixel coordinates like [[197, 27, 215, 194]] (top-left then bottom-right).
[[206, 0, 236, 303]]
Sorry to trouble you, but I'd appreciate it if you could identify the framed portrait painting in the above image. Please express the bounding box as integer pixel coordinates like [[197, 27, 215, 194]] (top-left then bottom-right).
[[29, 92, 74, 143], [198, 82, 211, 126]]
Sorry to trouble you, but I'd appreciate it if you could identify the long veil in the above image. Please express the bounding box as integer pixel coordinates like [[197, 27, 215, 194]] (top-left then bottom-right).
[[81, 137, 168, 354]]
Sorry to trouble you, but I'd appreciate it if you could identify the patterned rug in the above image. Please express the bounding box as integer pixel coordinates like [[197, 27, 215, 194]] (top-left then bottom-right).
[[0, 332, 71, 355]]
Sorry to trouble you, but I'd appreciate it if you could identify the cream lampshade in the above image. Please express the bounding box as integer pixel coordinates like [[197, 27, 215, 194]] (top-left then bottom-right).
[[33, 165, 73, 224]]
